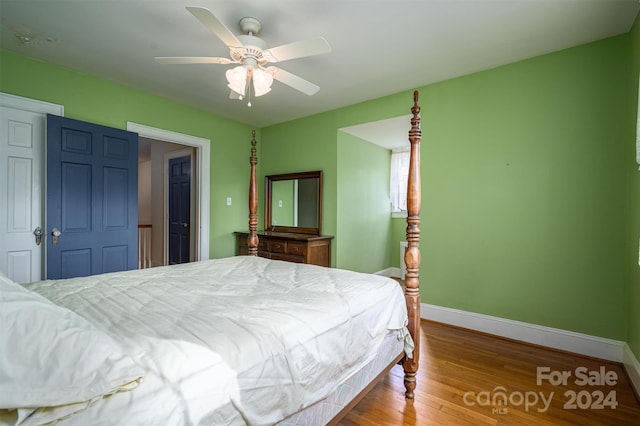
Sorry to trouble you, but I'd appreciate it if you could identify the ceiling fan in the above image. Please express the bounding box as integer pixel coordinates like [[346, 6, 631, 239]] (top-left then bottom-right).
[[156, 6, 331, 102]]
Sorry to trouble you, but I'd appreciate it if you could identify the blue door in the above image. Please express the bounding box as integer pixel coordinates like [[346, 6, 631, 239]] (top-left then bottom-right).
[[168, 155, 190, 264], [46, 115, 138, 279]]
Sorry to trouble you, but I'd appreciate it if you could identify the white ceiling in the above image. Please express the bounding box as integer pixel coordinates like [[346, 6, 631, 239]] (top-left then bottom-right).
[[1, 0, 638, 137], [341, 115, 413, 150]]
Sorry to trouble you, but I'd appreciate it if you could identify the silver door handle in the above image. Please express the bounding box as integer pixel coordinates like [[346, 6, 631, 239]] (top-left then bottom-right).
[[181, 222, 188, 228], [51, 227, 61, 246], [33, 227, 44, 246]]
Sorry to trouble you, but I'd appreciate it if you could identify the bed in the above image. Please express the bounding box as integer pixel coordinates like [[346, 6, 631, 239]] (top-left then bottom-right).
[[0, 92, 423, 426]]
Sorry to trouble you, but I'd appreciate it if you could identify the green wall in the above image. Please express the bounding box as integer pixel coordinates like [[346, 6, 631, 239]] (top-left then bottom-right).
[[0, 49, 257, 259], [628, 14, 640, 359], [336, 132, 392, 272], [423, 36, 629, 340], [262, 34, 632, 341], [390, 218, 406, 268]]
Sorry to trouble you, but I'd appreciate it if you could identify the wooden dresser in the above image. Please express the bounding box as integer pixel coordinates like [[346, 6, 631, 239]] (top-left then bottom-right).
[[234, 231, 333, 267]]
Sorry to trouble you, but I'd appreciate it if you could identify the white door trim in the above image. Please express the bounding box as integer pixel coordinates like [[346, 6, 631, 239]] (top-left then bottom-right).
[[0, 93, 64, 116], [127, 122, 210, 261]]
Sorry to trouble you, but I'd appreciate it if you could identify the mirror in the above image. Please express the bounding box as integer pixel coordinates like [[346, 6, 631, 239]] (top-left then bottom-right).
[[265, 171, 323, 235]]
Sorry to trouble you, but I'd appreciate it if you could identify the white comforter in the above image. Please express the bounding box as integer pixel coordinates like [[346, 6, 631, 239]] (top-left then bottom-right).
[[25, 256, 411, 425]]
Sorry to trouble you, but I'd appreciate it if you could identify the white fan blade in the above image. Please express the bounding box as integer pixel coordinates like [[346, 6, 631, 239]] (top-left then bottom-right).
[[267, 66, 320, 96], [262, 37, 331, 63], [155, 56, 232, 65], [186, 6, 243, 48]]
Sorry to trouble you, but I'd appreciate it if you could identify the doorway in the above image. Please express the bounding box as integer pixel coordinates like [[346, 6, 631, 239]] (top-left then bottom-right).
[[129, 122, 210, 267], [138, 139, 198, 267]]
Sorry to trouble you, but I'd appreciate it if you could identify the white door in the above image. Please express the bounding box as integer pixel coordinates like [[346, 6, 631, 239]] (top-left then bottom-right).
[[0, 94, 63, 283]]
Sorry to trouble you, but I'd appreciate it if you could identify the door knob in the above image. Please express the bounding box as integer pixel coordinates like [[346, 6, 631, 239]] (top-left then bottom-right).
[[181, 222, 188, 228], [51, 227, 61, 247], [33, 227, 44, 246]]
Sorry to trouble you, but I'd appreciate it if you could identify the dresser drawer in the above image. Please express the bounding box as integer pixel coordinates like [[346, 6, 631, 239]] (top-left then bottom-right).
[[268, 241, 285, 253], [237, 238, 248, 249], [286, 242, 306, 256], [242, 240, 267, 255], [270, 253, 305, 263]]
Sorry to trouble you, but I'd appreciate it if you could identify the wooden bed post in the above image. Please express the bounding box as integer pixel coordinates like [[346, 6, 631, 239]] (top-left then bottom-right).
[[403, 91, 421, 399], [248, 130, 259, 256]]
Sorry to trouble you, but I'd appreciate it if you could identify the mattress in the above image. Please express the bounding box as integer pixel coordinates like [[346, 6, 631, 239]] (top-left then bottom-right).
[[14, 256, 411, 425], [277, 330, 404, 425]]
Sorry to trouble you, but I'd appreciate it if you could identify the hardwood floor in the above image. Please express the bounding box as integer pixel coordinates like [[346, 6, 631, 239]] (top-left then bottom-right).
[[338, 320, 640, 425]]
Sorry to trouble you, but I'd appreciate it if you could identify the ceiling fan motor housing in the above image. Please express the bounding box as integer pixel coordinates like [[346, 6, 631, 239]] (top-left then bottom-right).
[[237, 34, 268, 66]]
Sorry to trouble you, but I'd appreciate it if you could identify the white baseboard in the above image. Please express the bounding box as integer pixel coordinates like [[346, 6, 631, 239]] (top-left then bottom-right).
[[421, 303, 626, 361], [421, 303, 640, 396], [375, 267, 401, 278], [623, 344, 640, 398]]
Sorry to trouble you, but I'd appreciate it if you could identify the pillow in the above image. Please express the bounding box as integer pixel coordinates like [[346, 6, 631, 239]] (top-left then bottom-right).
[[0, 271, 143, 412]]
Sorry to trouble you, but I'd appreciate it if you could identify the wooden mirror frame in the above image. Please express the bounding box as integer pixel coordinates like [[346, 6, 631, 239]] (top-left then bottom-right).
[[265, 170, 323, 235]]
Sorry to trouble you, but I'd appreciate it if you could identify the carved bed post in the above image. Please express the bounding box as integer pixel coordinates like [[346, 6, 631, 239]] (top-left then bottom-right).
[[248, 130, 259, 255], [403, 91, 421, 399]]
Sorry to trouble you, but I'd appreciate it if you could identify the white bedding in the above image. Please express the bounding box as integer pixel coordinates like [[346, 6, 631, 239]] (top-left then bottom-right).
[[15, 256, 411, 425]]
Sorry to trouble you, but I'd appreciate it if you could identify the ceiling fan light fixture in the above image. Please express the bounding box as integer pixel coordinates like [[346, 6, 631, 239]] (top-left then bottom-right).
[[252, 67, 273, 97], [226, 66, 247, 96]]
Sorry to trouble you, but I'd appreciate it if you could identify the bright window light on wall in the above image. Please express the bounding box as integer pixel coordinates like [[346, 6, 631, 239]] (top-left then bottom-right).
[[390, 147, 410, 216]]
